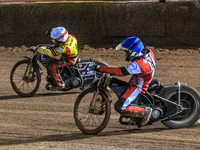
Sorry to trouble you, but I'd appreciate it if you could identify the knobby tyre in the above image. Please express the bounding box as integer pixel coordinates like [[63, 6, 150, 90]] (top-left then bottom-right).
[[74, 87, 111, 135], [162, 85, 200, 128], [10, 60, 41, 97]]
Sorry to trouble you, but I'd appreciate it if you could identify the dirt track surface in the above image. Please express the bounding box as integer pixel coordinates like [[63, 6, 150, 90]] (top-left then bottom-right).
[[1, 45, 200, 149]]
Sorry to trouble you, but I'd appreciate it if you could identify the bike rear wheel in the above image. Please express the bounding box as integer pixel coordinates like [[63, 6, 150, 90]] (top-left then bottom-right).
[[10, 60, 41, 97], [74, 87, 111, 135], [162, 86, 200, 128]]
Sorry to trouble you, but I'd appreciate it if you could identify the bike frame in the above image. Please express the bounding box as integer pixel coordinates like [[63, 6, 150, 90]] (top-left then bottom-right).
[[94, 74, 187, 121]]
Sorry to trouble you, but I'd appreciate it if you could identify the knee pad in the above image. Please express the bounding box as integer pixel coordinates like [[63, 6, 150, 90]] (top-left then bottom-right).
[[114, 98, 126, 113]]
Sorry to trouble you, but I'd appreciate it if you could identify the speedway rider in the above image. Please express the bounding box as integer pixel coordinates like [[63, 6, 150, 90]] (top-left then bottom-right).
[[36, 26, 78, 90], [95, 37, 155, 127]]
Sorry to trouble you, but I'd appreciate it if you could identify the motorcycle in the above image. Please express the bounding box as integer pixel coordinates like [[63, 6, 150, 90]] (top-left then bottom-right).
[[10, 44, 108, 97], [73, 73, 200, 135]]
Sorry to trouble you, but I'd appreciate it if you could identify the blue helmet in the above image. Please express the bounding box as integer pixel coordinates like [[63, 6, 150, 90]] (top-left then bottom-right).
[[116, 37, 145, 61]]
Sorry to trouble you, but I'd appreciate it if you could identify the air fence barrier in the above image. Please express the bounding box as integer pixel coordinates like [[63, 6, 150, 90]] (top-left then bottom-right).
[[0, 1, 199, 48]]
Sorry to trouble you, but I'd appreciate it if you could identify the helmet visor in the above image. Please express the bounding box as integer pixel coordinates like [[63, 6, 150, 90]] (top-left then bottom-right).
[[116, 43, 122, 50], [116, 43, 129, 51]]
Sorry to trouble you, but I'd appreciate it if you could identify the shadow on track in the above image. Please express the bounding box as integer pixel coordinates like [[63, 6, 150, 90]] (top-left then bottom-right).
[[0, 125, 187, 146], [0, 123, 199, 146], [0, 91, 79, 101], [0, 128, 166, 146]]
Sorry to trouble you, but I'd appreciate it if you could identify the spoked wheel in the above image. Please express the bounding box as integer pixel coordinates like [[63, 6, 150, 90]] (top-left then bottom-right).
[[73, 87, 111, 135], [162, 86, 200, 128], [10, 60, 41, 97]]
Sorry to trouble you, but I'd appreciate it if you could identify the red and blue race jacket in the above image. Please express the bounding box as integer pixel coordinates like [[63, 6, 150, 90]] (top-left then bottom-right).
[[99, 49, 155, 94]]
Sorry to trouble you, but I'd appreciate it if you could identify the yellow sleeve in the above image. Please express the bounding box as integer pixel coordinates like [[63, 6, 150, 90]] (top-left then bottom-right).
[[37, 48, 57, 57], [54, 44, 68, 55], [37, 35, 77, 57]]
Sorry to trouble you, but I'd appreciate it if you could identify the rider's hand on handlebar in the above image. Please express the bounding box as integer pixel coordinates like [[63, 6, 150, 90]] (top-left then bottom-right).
[[46, 45, 53, 50], [27, 46, 36, 52]]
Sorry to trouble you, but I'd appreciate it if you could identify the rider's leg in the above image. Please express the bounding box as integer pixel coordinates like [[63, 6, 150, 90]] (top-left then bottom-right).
[[109, 77, 129, 98], [41, 55, 62, 88], [52, 64, 62, 86], [47, 57, 77, 89], [48, 61, 63, 87], [48, 59, 75, 89], [114, 82, 152, 126]]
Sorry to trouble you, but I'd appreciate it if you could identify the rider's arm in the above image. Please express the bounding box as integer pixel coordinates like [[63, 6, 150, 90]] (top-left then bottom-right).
[[37, 35, 78, 57], [36, 44, 74, 58], [37, 43, 71, 57], [99, 62, 141, 77], [37, 47, 58, 57], [55, 35, 78, 56]]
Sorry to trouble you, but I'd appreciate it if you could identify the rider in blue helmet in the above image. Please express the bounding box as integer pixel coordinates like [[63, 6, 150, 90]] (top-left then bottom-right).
[[116, 36, 145, 61], [95, 36, 156, 127]]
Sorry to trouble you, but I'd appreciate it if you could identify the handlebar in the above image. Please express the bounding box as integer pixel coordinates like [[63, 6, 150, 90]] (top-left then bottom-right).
[[26, 44, 53, 53]]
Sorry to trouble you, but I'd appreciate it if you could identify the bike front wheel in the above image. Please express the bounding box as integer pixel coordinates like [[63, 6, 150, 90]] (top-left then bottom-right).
[[10, 59, 41, 97], [73, 87, 111, 135]]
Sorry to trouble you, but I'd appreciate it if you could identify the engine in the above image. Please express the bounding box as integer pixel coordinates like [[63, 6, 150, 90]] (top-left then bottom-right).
[[64, 77, 82, 88]]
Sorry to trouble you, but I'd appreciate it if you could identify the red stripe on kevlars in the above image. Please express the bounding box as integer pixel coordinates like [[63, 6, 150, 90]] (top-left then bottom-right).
[[99, 67, 124, 77], [121, 82, 137, 99]]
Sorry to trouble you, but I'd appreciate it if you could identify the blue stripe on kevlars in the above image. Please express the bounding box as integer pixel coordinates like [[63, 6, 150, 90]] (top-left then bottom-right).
[[110, 86, 127, 98]]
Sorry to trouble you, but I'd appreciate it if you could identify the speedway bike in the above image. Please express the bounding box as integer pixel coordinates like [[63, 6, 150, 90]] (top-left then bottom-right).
[[10, 44, 108, 97], [74, 73, 200, 135]]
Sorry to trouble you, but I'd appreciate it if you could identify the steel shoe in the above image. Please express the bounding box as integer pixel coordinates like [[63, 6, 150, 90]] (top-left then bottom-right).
[[140, 107, 152, 126]]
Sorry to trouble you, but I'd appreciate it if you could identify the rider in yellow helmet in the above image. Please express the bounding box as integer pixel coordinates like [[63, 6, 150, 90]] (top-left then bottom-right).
[[37, 26, 78, 90]]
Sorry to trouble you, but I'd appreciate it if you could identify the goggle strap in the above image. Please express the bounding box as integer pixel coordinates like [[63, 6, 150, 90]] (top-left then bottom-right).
[[130, 40, 142, 51]]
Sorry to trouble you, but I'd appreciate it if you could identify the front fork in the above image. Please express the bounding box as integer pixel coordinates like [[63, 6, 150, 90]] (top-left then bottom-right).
[[23, 57, 41, 82], [23, 62, 33, 82], [89, 90, 100, 114], [89, 77, 102, 113], [89, 88, 111, 114]]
